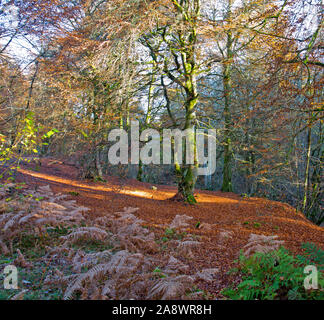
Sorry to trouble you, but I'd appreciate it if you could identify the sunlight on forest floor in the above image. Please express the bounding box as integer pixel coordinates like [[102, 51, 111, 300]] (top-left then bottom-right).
[[18, 168, 159, 199], [18, 168, 240, 204]]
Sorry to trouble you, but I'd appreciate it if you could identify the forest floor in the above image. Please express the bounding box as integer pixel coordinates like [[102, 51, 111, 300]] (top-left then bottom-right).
[[8, 157, 322, 299]]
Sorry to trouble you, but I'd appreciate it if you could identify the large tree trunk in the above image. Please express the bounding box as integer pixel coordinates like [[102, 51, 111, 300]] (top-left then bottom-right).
[[172, 53, 199, 204], [302, 125, 312, 213], [95, 148, 103, 179], [137, 72, 154, 182], [172, 106, 198, 203], [221, 23, 234, 192]]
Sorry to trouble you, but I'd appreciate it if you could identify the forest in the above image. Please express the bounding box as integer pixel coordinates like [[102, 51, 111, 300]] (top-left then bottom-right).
[[0, 0, 323, 302]]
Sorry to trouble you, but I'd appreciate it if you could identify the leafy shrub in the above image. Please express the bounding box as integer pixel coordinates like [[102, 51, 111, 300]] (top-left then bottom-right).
[[222, 243, 324, 300], [0, 111, 58, 181]]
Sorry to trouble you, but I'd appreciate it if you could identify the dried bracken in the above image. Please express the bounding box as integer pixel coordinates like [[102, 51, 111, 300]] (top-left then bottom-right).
[[169, 214, 193, 231], [243, 234, 284, 257], [1, 183, 208, 300], [163, 256, 189, 274], [218, 229, 234, 242], [198, 223, 216, 232], [177, 240, 201, 258], [60, 250, 152, 300], [61, 227, 109, 244], [147, 275, 195, 300], [0, 184, 89, 255], [194, 268, 220, 283], [102, 207, 159, 254]]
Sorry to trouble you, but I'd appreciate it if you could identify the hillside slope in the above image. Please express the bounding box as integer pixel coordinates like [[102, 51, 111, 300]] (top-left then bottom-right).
[[15, 158, 323, 297]]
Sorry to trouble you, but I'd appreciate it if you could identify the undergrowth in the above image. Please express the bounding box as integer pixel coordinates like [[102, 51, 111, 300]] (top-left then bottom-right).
[[222, 244, 324, 300], [1, 182, 322, 300], [0, 184, 205, 300]]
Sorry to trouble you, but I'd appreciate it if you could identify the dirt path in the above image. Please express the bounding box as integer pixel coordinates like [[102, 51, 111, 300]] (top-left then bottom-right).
[[16, 158, 324, 296]]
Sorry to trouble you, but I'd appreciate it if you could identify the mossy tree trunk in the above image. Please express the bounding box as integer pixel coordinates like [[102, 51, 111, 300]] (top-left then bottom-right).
[[170, 1, 199, 203], [221, 1, 234, 193], [173, 71, 199, 203]]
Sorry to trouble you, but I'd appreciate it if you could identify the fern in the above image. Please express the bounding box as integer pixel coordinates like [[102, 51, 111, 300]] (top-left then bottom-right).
[[148, 275, 194, 300], [222, 244, 324, 300], [61, 227, 108, 244]]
